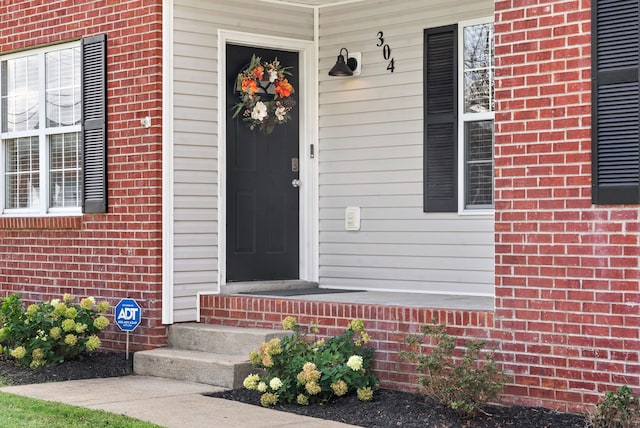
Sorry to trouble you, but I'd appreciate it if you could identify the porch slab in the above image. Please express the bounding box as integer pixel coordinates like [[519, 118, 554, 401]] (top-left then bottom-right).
[[237, 289, 494, 311]]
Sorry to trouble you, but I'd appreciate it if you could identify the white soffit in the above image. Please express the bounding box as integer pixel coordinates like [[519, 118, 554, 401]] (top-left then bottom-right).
[[257, 0, 367, 7]]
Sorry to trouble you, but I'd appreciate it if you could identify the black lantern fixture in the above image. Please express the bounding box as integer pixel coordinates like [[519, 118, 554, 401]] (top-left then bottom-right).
[[328, 48, 358, 76]]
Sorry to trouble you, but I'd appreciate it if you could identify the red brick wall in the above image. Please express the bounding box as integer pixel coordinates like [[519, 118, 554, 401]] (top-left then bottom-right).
[[0, 0, 166, 350], [494, 0, 640, 411]]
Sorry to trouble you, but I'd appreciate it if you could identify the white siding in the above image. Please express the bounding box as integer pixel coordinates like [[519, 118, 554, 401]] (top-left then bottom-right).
[[172, 0, 313, 322], [317, 0, 495, 295]]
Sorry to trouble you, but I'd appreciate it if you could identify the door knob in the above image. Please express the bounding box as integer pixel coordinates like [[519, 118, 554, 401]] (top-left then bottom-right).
[[291, 179, 300, 188]]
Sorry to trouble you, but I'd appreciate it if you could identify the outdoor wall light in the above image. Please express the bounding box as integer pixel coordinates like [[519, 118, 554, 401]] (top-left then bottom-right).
[[328, 48, 359, 76]]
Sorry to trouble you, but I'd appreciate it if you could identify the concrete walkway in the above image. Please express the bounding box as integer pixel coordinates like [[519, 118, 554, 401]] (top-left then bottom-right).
[[1, 376, 359, 428]]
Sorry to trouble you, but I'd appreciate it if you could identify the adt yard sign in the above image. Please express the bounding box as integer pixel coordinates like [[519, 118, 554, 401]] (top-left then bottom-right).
[[115, 298, 141, 332]]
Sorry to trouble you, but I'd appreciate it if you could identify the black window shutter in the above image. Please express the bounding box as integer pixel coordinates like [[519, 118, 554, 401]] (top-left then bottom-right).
[[82, 34, 108, 213], [424, 25, 458, 212], [592, 0, 640, 204]]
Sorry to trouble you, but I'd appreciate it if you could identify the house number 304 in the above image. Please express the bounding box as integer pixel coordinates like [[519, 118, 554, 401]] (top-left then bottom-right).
[[376, 31, 395, 72]]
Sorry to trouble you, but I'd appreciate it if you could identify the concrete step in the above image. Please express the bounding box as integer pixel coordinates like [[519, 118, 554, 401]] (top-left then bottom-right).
[[134, 323, 289, 389], [133, 348, 256, 389], [167, 323, 288, 355]]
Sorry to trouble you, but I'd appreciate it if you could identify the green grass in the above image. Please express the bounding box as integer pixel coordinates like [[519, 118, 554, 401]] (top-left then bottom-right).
[[0, 392, 163, 428]]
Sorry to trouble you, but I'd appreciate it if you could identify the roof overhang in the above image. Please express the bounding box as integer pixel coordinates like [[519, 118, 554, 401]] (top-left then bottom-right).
[[257, 0, 366, 8]]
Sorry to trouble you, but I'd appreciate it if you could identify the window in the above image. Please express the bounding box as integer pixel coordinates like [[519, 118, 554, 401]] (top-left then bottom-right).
[[1, 44, 81, 214], [0, 35, 107, 215], [592, 0, 640, 204], [461, 20, 494, 210], [424, 19, 494, 213]]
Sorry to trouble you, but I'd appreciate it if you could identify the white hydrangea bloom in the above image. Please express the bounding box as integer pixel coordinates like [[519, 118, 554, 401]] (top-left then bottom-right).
[[347, 355, 363, 371], [269, 377, 283, 390]]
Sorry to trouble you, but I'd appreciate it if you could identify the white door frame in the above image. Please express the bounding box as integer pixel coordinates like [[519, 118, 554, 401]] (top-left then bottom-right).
[[217, 30, 318, 289]]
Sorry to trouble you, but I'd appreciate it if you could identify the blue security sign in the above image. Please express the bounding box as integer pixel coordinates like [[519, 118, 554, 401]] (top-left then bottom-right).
[[115, 298, 142, 332]]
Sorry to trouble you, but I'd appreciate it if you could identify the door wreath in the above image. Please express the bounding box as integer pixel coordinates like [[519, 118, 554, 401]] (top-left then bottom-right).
[[232, 54, 296, 134]]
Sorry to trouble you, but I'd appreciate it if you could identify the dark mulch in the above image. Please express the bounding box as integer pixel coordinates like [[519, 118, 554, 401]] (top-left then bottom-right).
[[208, 388, 589, 428], [0, 352, 133, 386], [0, 352, 588, 427]]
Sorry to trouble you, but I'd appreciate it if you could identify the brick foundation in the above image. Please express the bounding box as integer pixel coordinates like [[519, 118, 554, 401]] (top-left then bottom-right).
[[201, 290, 638, 413], [200, 294, 495, 394]]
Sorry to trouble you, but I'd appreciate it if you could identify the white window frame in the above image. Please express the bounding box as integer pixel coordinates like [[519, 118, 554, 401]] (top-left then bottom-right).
[[457, 17, 494, 215], [0, 41, 82, 216]]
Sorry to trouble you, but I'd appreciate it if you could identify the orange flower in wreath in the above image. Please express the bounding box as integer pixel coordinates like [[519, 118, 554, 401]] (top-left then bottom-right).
[[253, 65, 264, 80], [242, 78, 258, 95], [275, 79, 293, 98]]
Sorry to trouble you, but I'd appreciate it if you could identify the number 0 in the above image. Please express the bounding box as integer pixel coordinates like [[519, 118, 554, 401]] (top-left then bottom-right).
[[383, 44, 391, 60]]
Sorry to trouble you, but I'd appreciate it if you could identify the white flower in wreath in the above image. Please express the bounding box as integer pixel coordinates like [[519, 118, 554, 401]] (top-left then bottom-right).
[[268, 69, 278, 83], [275, 106, 287, 122], [251, 101, 268, 122]]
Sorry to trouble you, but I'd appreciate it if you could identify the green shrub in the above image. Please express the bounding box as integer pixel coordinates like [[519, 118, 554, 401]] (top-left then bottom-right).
[[590, 385, 640, 428], [243, 317, 378, 407], [0, 293, 110, 368], [401, 322, 508, 418]]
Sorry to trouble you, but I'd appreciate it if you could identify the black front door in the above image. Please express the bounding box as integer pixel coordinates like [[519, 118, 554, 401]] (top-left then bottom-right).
[[226, 44, 300, 282]]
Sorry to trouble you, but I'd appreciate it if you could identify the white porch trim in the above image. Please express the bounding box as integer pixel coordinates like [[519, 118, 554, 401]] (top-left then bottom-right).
[[161, 0, 175, 324]]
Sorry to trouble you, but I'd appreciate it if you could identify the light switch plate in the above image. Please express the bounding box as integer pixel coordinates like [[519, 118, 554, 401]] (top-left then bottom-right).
[[345, 206, 361, 231]]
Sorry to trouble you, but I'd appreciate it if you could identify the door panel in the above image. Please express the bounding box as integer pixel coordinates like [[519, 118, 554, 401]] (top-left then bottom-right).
[[226, 44, 300, 282]]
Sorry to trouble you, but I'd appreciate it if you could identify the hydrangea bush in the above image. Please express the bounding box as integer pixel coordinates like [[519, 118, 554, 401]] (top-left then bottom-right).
[[0, 293, 110, 368], [243, 316, 378, 407], [401, 322, 507, 418]]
